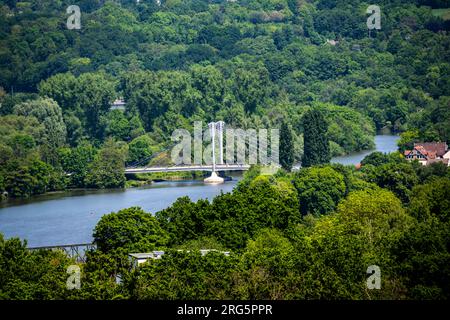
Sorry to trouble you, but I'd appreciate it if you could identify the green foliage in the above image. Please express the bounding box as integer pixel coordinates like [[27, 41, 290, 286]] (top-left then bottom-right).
[[13, 98, 66, 150], [156, 196, 212, 246], [94, 207, 168, 253], [2, 161, 450, 300], [84, 138, 127, 189], [58, 142, 97, 188], [156, 173, 300, 249], [391, 217, 450, 299], [279, 120, 294, 171], [361, 151, 403, 167], [301, 109, 330, 167], [409, 177, 450, 222], [12, 98, 66, 166], [360, 162, 419, 203], [0, 235, 74, 300], [39, 72, 116, 140], [0, 0, 449, 301], [128, 251, 240, 300], [293, 166, 346, 216], [127, 135, 154, 165]]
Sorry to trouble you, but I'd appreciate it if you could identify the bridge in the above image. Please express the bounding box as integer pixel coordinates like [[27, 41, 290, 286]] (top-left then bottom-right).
[[125, 163, 250, 174], [125, 121, 252, 183], [28, 243, 97, 263]]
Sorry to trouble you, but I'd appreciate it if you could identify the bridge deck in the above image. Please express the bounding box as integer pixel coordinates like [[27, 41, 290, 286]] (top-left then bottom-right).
[[125, 164, 250, 174], [28, 243, 97, 263]]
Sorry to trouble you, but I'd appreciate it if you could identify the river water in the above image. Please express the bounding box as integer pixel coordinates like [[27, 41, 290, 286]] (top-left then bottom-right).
[[0, 135, 399, 247], [331, 135, 400, 165]]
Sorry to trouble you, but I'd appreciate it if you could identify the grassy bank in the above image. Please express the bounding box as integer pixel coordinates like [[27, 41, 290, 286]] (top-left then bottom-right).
[[126, 171, 208, 188]]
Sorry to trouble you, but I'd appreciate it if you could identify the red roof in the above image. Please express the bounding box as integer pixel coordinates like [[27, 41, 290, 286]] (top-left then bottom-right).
[[414, 142, 448, 157]]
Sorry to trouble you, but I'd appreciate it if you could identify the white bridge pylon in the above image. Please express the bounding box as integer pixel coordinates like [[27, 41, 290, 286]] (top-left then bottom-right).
[[204, 121, 225, 184]]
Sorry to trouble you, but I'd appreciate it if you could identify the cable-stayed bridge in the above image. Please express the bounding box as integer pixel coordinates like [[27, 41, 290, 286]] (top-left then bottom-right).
[[125, 163, 250, 174]]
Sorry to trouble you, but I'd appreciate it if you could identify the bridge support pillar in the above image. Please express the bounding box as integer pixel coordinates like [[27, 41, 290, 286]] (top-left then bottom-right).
[[204, 171, 224, 184]]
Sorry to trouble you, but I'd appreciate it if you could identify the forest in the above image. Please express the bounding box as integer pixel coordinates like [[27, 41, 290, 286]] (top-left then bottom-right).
[[0, 0, 449, 197], [0, 0, 449, 301], [1, 156, 449, 299]]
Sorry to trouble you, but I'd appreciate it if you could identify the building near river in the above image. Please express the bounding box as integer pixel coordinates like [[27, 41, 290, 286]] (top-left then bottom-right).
[[404, 142, 449, 166], [129, 250, 231, 268], [110, 98, 126, 111]]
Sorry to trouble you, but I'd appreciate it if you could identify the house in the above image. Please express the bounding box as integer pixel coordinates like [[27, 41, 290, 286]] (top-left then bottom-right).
[[110, 98, 126, 111], [404, 142, 449, 166], [129, 250, 231, 268], [129, 251, 165, 268], [444, 150, 450, 162], [326, 39, 339, 46]]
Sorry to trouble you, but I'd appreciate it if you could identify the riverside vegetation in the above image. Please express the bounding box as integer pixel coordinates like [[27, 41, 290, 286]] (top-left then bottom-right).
[[0, 0, 449, 197], [0, 156, 449, 299], [0, 0, 449, 300]]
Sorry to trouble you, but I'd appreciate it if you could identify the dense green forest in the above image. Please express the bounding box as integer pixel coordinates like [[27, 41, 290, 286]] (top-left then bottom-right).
[[0, 0, 449, 301], [0, 0, 449, 198], [1, 156, 449, 299]]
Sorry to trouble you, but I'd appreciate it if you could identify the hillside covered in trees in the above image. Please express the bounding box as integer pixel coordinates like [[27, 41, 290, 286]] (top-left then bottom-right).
[[0, 0, 449, 302], [0, 0, 449, 198]]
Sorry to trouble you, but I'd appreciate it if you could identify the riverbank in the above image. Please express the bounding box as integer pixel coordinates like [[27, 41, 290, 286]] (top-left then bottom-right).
[[125, 171, 208, 187], [0, 135, 400, 247], [0, 179, 239, 247], [331, 134, 400, 165]]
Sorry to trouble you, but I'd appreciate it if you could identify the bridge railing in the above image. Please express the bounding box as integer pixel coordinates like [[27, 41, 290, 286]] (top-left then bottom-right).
[[28, 243, 97, 263], [125, 163, 251, 173]]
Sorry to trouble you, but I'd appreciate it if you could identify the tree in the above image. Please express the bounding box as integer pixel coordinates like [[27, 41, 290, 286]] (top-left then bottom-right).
[[236, 228, 297, 299], [208, 175, 300, 249], [84, 138, 127, 189], [13, 98, 67, 164], [76, 73, 116, 139], [337, 189, 412, 246], [127, 135, 154, 165], [104, 110, 132, 141], [0, 235, 74, 300], [391, 217, 450, 299], [39, 72, 116, 139], [3, 158, 64, 197], [127, 250, 239, 300], [301, 109, 330, 167], [293, 166, 346, 216], [397, 130, 420, 153], [58, 142, 96, 188], [38, 73, 78, 111], [361, 162, 419, 203], [156, 197, 213, 246], [361, 152, 403, 167], [409, 177, 450, 223], [231, 64, 270, 114], [280, 121, 295, 171], [93, 207, 168, 253]]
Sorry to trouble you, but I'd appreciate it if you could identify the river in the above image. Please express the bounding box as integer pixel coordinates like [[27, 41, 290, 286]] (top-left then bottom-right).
[[0, 135, 399, 247], [331, 134, 400, 165]]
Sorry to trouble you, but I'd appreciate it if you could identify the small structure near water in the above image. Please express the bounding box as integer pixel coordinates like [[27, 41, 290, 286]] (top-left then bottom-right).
[[404, 142, 450, 166], [129, 250, 231, 268], [110, 98, 126, 111]]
